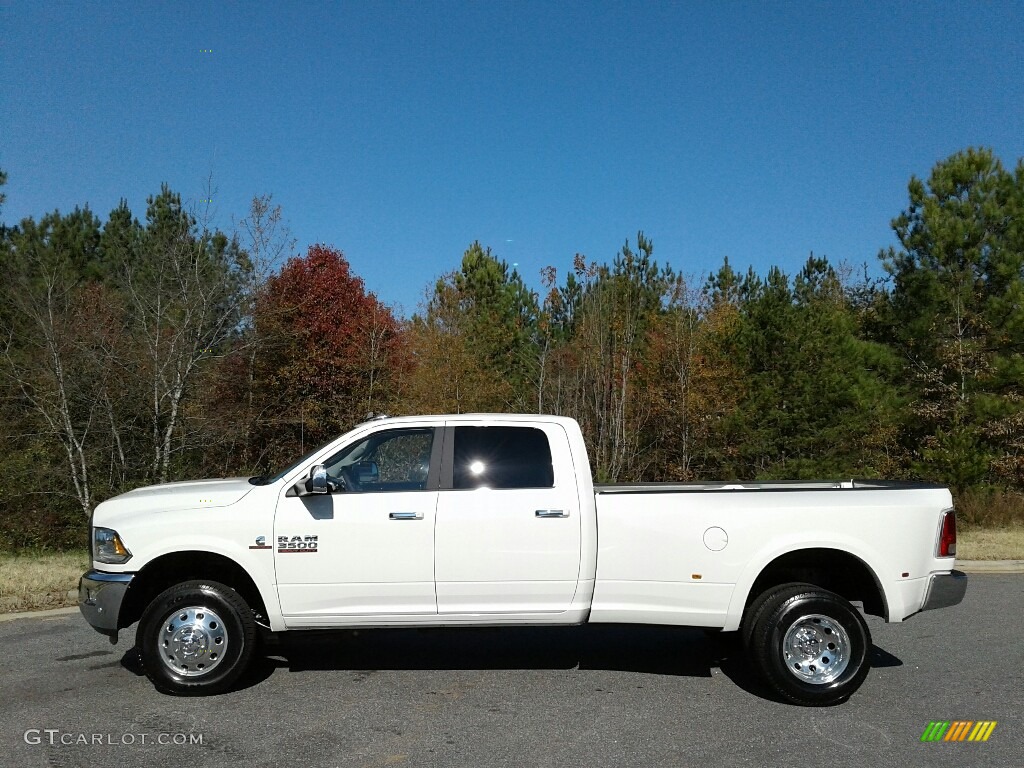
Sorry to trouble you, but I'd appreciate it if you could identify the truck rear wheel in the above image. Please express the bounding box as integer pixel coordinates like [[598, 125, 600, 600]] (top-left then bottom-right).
[[741, 581, 806, 654], [748, 584, 870, 706], [137, 580, 256, 695]]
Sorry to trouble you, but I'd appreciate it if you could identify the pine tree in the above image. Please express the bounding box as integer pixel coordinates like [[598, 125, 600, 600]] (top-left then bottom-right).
[[882, 147, 1024, 489]]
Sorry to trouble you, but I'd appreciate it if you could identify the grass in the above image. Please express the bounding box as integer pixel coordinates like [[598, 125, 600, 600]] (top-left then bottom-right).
[[0, 549, 89, 614], [957, 526, 1024, 561], [954, 487, 1024, 528], [952, 488, 1024, 559]]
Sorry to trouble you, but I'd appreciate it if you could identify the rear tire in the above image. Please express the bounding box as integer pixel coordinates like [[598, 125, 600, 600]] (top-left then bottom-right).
[[748, 583, 871, 706], [741, 582, 807, 656], [138, 580, 256, 695]]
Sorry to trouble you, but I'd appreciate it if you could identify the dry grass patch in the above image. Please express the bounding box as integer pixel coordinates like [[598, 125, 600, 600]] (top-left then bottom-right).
[[0, 550, 89, 614], [957, 527, 1024, 561], [954, 488, 1024, 528]]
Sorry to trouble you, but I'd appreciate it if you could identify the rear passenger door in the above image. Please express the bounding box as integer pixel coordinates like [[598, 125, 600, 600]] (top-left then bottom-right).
[[434, 422, 582, 614]]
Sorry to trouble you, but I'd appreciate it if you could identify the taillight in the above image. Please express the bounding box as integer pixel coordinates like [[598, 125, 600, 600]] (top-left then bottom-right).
[[937, 509, 957, 558]]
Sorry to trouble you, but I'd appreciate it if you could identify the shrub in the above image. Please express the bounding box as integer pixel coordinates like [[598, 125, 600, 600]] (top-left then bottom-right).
[[954, 487, 1024, 529]]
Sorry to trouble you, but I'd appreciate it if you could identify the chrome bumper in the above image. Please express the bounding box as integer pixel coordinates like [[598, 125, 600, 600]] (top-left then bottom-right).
[[921, 569, 968, 612], [79, 570, 134, 640]]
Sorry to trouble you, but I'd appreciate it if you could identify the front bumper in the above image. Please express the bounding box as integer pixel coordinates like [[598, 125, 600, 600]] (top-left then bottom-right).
[[79, 570, 134, 639], [920, 569, 968, 612]]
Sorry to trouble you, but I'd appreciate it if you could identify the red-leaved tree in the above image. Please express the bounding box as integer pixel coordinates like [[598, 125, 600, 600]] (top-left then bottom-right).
[[207, 244, 406, 474]]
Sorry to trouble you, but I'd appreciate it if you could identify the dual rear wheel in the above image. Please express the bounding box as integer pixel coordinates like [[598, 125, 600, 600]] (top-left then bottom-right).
[[741, 583, 871, 706]]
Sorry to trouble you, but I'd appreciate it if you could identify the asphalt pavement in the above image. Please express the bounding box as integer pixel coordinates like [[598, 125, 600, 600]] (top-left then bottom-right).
[[2, 574, 1021, 768]]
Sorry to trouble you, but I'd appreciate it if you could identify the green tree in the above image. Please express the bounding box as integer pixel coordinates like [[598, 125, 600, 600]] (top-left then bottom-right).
[[418, 242, 540, 410], [100, 199, 143, 271], [726, 256, 903, 479], [401, 281, 511, 415], [882, 148, 1024, 489], [5, 206, 104, 282]]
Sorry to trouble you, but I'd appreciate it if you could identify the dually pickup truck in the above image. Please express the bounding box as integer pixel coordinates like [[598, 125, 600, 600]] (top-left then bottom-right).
[[80, 413, 967, 705]]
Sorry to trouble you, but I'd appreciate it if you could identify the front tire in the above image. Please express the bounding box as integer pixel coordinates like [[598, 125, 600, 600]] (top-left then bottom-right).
[[748, 583, 871, 706], [138, 580, 256, 695]]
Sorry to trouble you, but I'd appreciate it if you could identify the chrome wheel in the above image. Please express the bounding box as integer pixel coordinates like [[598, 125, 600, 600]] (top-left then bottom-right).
[[158, 605, 228, 678], [782, 613, 850, 684]]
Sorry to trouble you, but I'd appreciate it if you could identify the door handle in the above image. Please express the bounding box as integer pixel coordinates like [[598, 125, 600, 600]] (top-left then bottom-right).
[[535, 509, 569, 518], [389, 511, 423, 520]]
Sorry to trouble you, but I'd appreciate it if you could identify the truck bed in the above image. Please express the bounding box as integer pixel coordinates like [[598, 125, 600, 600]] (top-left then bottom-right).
[[590, 478, 954, 630]]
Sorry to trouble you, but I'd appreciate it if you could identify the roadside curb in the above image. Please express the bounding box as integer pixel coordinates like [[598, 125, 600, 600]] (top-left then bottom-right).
[[957, 560, 1024, 573]]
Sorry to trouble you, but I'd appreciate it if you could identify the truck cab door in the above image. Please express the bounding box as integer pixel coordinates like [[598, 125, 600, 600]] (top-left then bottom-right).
[[433, 422, 582, 614], [274, 426, 441, 622]]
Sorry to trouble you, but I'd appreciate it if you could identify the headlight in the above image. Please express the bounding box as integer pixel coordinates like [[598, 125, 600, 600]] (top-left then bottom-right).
[[93, 527, 132, 564]]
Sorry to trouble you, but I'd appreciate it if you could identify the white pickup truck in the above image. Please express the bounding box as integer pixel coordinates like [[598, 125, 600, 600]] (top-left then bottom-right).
[[79, 413, 966, 705]]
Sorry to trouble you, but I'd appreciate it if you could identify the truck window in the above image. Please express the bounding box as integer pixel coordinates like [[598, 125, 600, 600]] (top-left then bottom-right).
[[453, 426, 554, 489], [324, 428, 434, 492]]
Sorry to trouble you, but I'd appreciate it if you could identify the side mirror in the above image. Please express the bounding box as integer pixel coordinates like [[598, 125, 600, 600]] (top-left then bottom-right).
[[307, 464, 329, 494]]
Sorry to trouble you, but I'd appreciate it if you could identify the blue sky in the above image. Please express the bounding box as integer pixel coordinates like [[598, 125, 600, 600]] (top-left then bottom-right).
[[3, 1, 1022, 315]]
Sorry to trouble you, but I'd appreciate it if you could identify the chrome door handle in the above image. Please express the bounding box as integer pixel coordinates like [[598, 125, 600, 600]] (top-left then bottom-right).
[[389, 512, 423, 520], [535, 509, 569, 518]]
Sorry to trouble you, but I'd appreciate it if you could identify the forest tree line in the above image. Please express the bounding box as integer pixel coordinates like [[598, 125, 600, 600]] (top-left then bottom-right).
[[1, 147, 1022, 549]]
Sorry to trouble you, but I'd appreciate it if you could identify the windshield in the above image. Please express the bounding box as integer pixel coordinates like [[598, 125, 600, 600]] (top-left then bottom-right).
[[248, 437, 339, 486]]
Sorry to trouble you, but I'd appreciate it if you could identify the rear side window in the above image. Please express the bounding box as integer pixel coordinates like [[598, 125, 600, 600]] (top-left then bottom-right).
[[453, 427, 554, 489]]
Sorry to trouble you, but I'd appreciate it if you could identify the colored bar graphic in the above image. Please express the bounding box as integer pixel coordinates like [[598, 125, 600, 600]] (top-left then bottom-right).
[[945, 721, 971, 741], [971, 722, 997, 742], [921, 721, 996, 742]]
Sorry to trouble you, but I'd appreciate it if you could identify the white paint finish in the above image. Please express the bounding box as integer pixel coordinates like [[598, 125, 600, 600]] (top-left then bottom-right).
[[434, 580, 579, 614], [721, 490, 953, 630], [101, 477, 255, 513], [892, 576, 931, 621], [277, 584, 437, 618], [434, 488, 580, 586], [594, 485, 954, 630], [435, 419, 583, 614], [588, 581, 735, 627], [559, 420, 599, 586], [434, 489, 585, 618], [90, 484, 287, 630], [594, 491, 754, 585], [274, 490, 438, 617]]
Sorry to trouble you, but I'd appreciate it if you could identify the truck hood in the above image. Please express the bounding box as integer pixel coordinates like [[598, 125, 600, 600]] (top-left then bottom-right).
[[96, 478, 256, 518]]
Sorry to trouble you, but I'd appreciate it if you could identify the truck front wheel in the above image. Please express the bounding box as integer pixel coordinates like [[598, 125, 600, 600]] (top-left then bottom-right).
[[137, 580, 256, 695], [748, 584, 871, 706]]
